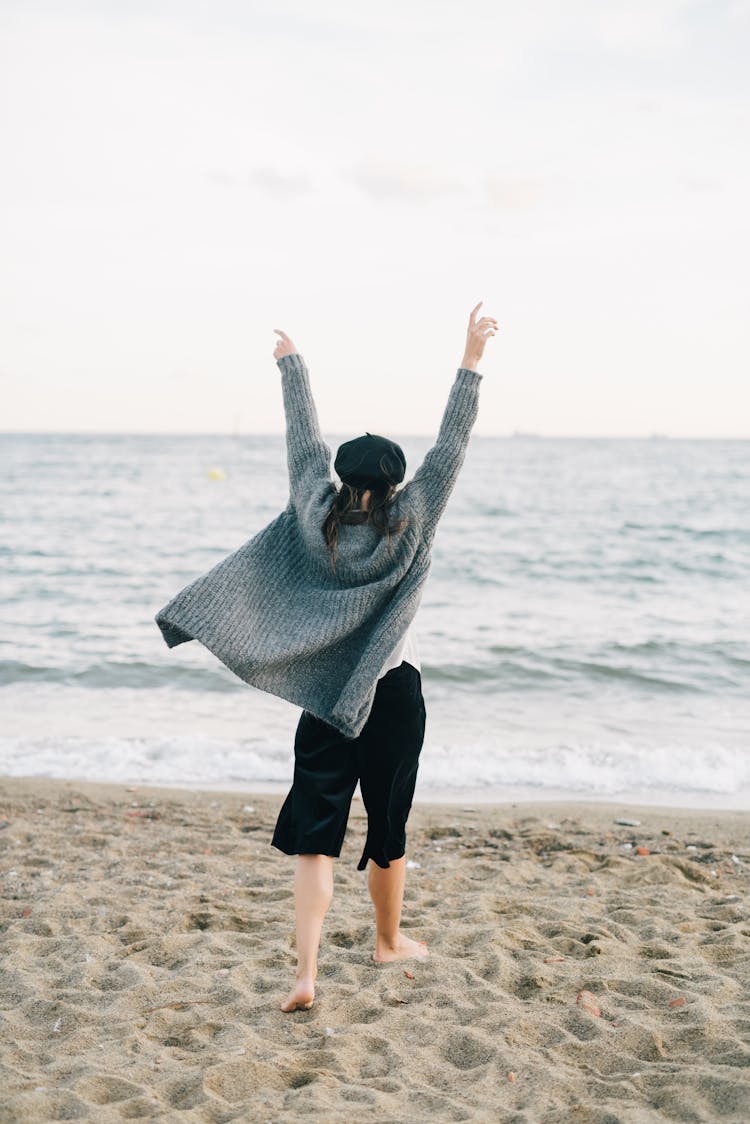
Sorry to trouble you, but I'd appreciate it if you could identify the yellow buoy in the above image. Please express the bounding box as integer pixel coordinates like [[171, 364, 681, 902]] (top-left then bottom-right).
[[207, 466, 226, 480]]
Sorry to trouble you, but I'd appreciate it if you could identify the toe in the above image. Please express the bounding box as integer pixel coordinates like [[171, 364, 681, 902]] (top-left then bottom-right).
[[280, 990, 315, 1012]]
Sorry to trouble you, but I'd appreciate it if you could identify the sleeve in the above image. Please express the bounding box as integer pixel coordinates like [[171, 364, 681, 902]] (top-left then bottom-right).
[[400, 366, 483, 539], [277, 352, 332, 493]]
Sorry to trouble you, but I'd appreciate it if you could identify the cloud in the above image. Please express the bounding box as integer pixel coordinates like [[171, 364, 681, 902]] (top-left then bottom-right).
[[485, 177, 545, 211], [207, 166, 314, 198], [681, 175, 724, 193], [348, 161, 466, 203]]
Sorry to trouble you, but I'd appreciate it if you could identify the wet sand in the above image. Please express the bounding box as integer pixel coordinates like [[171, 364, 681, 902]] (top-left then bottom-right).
[[1, 775, 749, 1122]]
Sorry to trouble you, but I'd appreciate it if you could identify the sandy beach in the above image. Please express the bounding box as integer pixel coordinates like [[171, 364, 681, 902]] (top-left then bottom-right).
[[1, 776, 748, 1122]]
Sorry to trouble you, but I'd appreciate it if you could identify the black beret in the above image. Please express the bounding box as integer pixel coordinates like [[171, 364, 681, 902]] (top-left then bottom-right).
[[334, 432, 406, 488]]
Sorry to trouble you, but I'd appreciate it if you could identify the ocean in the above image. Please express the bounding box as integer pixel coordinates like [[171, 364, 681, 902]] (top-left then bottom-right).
[[1, 433, 748, 808]]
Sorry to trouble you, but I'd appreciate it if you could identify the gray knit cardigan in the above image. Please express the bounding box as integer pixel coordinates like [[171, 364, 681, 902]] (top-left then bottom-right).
[[154, 352, 483, 738]]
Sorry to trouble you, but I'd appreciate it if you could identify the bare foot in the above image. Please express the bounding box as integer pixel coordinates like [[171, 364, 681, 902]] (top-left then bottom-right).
[[280, 975, 315, 1012], [373, 931, 429, 964]]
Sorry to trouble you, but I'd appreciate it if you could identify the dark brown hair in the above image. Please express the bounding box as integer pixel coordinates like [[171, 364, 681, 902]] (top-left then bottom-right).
[[322, 480, 409, 575]]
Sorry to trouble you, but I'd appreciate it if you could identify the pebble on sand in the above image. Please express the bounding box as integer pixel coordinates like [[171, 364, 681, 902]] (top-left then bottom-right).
[[576, 990, 601, 1017]]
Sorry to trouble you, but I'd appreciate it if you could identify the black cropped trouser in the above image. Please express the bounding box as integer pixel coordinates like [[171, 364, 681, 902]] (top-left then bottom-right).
[[271, 661, 426, 870]]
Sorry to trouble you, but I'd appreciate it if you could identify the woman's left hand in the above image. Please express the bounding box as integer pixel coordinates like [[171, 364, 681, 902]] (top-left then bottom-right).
[[273, 329, 298, 360]]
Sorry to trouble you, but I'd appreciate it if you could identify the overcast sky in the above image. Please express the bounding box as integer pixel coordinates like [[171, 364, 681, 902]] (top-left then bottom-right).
[[1, 0, 749, 436]]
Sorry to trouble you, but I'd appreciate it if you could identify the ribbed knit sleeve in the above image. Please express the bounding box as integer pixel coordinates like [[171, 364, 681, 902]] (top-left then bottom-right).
[[277, 352, 331, 492], [402, 366, 483, 538]]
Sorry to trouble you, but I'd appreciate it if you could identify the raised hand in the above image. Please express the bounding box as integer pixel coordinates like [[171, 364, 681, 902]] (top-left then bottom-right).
[[273, 329, 299, 360], [462, 302, 498, 371]]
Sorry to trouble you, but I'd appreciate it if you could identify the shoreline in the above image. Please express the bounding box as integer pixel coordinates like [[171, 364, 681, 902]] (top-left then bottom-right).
[[2, 772, 748, 814], [2, 773, 748, 1121], [3, 773, 749, 858]]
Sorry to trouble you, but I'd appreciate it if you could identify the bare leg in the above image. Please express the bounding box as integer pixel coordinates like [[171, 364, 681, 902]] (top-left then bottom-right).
[[368, 855, 429, 963], [280, 854, 334, 1011]]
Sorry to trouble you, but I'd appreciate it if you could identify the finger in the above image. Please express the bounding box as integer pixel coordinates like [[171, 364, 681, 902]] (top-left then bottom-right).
[[469, 301, 482, 325]]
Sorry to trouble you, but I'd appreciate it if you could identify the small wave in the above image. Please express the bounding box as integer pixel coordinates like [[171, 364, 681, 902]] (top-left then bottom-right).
[[419, 737, 750, 800], [0, 733, 293, 788], [0, 733, 746, 806], [472, 505, 516, 517], [620, 521, 750, 542], [547, 658, 693, 691], [432, 655, 697, 693], [480, 640, 747, 693], [0, 659, 241, 692], [429, 661, 562, 686]]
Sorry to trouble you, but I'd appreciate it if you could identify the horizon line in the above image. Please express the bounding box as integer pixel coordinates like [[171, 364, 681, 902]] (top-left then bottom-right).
[[1, 430, 749, 441]]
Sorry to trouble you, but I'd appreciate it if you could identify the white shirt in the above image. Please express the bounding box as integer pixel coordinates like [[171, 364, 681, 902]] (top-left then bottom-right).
[[377, 616, 421, 679], [344, 505, 422, 681]]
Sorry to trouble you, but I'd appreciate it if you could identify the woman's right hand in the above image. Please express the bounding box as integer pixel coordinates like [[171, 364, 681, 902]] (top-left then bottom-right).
[[273, 329, 299, 360], [462, 302, 498, 370]]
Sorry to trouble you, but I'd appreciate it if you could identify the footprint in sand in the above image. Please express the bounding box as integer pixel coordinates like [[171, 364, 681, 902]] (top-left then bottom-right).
[[440, 1030, 497, 1071], [73, 1074, 147, 1106]]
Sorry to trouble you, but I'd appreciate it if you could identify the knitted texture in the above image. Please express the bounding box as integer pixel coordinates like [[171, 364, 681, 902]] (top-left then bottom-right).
[[154, 352, 482, 738]]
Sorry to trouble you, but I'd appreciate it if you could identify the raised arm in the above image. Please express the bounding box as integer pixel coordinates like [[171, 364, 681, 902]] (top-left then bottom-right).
[[274, 330, 331, 494], [401, 303, 498, 539]]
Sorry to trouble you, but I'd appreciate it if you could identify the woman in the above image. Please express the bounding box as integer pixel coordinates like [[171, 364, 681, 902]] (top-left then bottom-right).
[[155, 302, 497, 1012], [270, 303, 498, 1012]]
